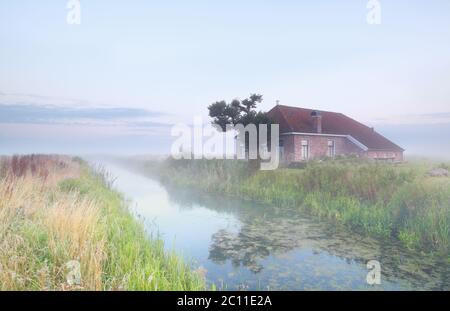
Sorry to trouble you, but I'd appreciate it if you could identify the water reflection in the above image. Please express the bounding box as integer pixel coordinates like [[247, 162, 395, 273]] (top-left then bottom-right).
[[164, 185, 450, 290], [97, 160, 450, 290]]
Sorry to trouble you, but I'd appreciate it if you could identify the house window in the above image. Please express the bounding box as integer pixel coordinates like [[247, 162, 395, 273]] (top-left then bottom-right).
[[327, 140, 335, 157], [301, 140, 309, 160]]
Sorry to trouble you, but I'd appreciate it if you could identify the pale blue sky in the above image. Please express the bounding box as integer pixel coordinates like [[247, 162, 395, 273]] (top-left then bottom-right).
[[1, 1, 450, 156]]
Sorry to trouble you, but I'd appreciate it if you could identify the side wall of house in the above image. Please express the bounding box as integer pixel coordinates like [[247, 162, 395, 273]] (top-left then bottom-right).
[[366, 150, 404, 162], [281, 134, 365, 162], [282, 135, 297, 162]]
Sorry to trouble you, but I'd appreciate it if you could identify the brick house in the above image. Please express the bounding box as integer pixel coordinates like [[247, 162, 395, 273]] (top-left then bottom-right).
[[268, 105, 404, 163]]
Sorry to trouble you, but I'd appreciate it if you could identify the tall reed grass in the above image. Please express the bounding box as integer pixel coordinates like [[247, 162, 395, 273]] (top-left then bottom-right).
[[0, 155, 205, 290], [157, 158, 450, 257]]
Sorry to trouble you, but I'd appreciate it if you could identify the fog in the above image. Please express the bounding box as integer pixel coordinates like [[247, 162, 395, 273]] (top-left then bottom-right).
[[1, 122, 449, 162]]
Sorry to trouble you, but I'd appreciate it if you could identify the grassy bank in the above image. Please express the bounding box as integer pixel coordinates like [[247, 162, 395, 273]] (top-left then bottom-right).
[[154, 158, 450, 257], [0, 155, 205, 290]]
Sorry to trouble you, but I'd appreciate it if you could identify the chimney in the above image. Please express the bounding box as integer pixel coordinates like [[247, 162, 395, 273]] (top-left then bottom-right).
[[311, 110, 322, 134]]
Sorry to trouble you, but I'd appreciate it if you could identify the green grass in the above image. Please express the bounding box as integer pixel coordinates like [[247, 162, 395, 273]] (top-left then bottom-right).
[[0, 155, 205, 291], [155, 158, 450, 257], [59, 167, 206, 290]]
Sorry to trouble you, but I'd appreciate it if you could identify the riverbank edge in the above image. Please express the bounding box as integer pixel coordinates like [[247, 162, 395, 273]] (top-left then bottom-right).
[[149, 159, 450, 262], [0, 155, 206, 290], [59, 162, 208, 290]]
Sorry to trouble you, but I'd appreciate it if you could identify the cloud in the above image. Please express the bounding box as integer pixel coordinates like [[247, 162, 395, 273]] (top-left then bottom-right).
[[0, 92, 90, 107], [416, 112, 450, 119], [128, 120, 172, 128], [0, 92, 171, 132], [375, 123, 450, 159], [0, 103, 164, 123], [0, 92, 178, 154], [370, 111, 450, 126]]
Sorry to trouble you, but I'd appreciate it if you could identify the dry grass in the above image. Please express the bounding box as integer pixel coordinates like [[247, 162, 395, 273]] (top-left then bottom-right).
[[0, 155, 205, 291], [0, 156, 104, 290]]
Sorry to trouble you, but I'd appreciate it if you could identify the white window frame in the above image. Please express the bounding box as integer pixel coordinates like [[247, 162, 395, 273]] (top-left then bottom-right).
[[327, 140, 335, 158], [301, 140, 309, 160]]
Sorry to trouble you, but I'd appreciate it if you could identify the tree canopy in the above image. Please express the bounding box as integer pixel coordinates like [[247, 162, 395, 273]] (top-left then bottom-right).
[[207, 94, 272, 131]]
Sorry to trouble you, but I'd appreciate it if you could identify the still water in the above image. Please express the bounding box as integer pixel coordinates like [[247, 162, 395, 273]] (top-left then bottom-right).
[[102, 162, 449, 290]]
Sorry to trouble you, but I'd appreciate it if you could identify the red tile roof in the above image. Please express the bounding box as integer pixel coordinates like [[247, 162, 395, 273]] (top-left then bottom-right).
[[268, 105, 404, 151]]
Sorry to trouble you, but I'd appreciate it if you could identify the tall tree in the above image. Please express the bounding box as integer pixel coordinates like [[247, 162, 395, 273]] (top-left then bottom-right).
[[207, 94, 273, 164]]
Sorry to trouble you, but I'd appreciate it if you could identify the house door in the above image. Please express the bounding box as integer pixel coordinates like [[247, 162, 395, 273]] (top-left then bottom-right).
[[279, 139, 285, 162]]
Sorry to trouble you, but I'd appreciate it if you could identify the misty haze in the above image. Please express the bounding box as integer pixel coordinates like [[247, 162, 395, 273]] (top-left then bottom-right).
[[1, 0, 450, 300]]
